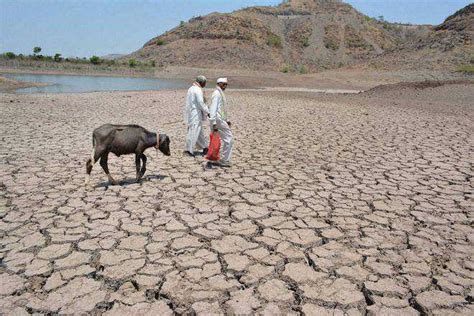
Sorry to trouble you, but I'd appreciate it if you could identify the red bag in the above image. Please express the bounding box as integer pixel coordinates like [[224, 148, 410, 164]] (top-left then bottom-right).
[[206, 131, 221, 161]]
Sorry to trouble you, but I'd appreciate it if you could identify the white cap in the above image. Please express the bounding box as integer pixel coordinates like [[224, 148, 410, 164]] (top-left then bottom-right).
[[217, 78, 228, 84]]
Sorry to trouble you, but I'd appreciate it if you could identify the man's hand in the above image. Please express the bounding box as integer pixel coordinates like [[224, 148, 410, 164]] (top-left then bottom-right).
[[213, 125, 218, 132], [227, 121, 232, 127]]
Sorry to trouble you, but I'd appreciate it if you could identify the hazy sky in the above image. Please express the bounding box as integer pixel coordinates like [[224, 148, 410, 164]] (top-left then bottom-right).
[[1, 0, 471, 57]]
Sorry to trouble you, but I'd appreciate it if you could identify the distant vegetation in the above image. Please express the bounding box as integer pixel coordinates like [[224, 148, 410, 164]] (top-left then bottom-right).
[[455, 54, 474, 74], [456, 64, 474, 74], [266, 35, 282, 48], [280, 64, 309, 74], [0, 47, 157, 73]]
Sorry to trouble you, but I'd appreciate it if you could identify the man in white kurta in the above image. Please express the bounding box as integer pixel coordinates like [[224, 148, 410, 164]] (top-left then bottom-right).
[[185, 75, 209, 156], [209, 78, 233, 166]]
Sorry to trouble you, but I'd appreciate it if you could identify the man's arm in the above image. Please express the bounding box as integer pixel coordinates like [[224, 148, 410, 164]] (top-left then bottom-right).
[[209, 91, 219, 130], [195, 88, 209, 115]]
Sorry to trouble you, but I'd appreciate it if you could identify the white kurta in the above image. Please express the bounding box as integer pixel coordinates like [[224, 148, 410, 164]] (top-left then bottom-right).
[[209, 87, 233, 162], [185, 84, 209, 153]]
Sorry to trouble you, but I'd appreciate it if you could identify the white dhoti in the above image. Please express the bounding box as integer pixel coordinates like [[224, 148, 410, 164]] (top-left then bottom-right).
[[215, 120, 233, 162], [184, 83, 210, 154], [186, 122, 208, 153]]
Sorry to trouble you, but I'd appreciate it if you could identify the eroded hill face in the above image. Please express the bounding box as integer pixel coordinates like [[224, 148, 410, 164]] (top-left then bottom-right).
[[129, 0, 471, 72], [368, 4, 473, 71]]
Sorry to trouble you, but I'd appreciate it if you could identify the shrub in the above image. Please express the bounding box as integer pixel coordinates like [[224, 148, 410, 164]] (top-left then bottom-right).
[[281, 65, 291, 73], [54, 53, 62, 62], [151, 60, 156, 67], [302, 37, 310, 47], [5, 52, 16, 59], [267, 35, 282, 48], [156, 39, 165, 46], [129, 59, 137, 67], [456, 64, 474, 74], [298, 65, 308, 74], [90, 55, 101, 64], [324, 38, 339, 50]]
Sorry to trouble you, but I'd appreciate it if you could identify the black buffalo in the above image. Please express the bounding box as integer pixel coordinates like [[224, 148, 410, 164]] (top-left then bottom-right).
[[85, 124, 170, 185]]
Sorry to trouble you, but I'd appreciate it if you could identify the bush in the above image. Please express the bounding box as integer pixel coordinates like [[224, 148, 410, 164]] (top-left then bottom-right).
[[281, 65, 291, 73], [54, 53, 62, 62], [324, 39, 339, 50], [298, 65, 308, 74], [156, 39, 165, 46], [5, 52, 16, 59], [302, 37, 310, 47], [151, 60, 156, 67], [456, 64, 474, 74], [129, 59, 137, 68], [267, 35, 282, 48], [89, 55, 101, 64]]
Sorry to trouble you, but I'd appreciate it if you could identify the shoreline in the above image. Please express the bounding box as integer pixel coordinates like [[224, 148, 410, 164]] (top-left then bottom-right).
[[0, 75, 49, 92], [1, 66, 470, 93], [0, 67, 156, 79]]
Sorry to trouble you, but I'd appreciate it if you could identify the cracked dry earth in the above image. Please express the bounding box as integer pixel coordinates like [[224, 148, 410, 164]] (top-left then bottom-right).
[[0, 83, 473, 315]]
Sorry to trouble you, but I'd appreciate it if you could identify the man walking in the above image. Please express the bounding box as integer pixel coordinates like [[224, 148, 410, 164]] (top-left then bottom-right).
[[185, 75, 209, 156], [209, 78, 233, 167]]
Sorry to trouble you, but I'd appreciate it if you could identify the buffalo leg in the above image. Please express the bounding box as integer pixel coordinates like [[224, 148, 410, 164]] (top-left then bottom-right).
[[139, 154, 147, 179], [135, 154, 141, 181], [99, 152, 117, 184], [85, 145, 106, 185]]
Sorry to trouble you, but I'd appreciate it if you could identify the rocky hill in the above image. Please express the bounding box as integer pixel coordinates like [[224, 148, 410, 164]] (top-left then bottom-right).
[[367, 3, 473, 70], [128, 0, 472, 72]]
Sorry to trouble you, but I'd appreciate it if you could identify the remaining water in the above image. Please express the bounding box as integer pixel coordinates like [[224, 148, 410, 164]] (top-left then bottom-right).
[[2, 72, 189, 93]]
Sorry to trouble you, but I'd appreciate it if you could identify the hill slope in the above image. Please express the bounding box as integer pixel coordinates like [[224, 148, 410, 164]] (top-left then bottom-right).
[[129, 0, 471, 72], [368, 3, 473, 70]]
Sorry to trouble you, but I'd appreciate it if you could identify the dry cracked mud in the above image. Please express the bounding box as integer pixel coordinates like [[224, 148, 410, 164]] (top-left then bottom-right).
[[0, 82, 473, 315]]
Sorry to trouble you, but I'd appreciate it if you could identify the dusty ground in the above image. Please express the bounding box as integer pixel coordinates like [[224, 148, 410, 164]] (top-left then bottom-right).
[[0, 82, 473, 315]]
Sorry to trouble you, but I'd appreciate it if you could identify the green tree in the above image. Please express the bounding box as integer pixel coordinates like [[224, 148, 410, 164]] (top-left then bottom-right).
[[5, 52, 16, 59], [54, 53, 62, 62], [33, 46, 42, 55], [89, 55, 101, 64], [129, 59, 137, 67]]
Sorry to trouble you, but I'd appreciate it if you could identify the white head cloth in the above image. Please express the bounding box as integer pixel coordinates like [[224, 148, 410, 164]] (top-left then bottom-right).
[[217, 78, 228, 84]]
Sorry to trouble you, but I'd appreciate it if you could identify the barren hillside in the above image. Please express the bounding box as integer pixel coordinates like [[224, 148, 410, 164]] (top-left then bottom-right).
[[367, 3, 473, 71], [128, 0, 472, 72]]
